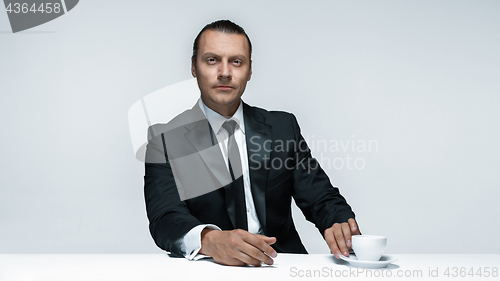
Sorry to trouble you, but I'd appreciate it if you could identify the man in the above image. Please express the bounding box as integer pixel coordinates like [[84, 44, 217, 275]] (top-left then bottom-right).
[[144, 20, 360, 267]]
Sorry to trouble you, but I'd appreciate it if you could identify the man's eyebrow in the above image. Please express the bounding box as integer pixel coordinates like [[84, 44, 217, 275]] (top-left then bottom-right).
[[229, 55, 248, 61], [201, 52, 220, 58]]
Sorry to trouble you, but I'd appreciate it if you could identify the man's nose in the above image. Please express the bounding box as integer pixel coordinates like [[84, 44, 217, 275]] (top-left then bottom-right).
[[217, 60, 231, 79]]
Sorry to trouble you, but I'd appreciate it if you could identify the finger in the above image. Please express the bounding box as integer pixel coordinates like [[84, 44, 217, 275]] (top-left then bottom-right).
[[255, 234, 277, 245], [333, 223, 349, 258], [217, 256, 247, 267], [341, 223, 352, 255], [325, 226, 342, 259], [234, 249, 264, 267], [244, 234, 277, 260], [348, 218, 361, 234], [243, 234, 277, 262], [236, 241, 274, 266], [224, 231, 268, 266]]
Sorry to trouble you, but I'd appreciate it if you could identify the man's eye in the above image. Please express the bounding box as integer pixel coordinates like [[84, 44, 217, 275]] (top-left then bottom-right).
[[207, 58, 217, 64], [233, 60, 242, 66]]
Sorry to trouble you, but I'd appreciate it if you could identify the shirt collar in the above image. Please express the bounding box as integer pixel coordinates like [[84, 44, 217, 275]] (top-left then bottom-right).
[[198, 98, 245, 135]]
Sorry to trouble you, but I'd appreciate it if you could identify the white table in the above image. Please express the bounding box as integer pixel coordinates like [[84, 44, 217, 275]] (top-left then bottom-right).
[[1, 254, 498, 280]]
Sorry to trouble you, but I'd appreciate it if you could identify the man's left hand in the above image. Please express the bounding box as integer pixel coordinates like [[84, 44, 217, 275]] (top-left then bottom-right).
[[324, 218, 361, 259]]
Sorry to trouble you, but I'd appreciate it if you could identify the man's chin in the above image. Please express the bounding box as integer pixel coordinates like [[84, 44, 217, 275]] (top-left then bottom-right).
[[211, 94, 241, 106]]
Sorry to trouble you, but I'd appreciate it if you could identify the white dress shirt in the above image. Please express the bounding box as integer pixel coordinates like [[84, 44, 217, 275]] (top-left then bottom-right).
[[180, 98, 262, 260]]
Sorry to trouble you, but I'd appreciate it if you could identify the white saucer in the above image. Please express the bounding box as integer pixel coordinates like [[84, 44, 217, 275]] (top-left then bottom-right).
[[339, 254, 398, 268]]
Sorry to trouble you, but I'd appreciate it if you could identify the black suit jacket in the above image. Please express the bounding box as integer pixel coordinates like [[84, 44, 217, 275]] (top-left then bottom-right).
[[144, 102, 355, 257]]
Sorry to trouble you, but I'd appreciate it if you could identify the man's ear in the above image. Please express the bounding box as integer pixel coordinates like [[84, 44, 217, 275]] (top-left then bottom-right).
[[247, 59, 252, 81], [191, 58, 197, 77]]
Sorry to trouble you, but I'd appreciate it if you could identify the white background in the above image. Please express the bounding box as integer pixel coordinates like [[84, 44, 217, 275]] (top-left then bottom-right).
[[0, 0, 499, 254]]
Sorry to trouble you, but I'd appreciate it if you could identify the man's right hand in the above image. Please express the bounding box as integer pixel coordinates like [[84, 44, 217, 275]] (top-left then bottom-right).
[[199, 229, 277, 266]]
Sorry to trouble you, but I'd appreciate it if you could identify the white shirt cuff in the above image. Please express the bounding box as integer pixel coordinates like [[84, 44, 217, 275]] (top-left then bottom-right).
[[181, 224, 221, 261]]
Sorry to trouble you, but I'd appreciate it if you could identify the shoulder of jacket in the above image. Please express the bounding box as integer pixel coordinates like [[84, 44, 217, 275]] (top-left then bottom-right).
[[245, 103, 295, 120]]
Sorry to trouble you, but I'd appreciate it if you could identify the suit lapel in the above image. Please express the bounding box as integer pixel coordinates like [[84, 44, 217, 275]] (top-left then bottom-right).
[[184, 104, 232, 195], [243, 103, 272, 234], [184, 103, 238, 228]]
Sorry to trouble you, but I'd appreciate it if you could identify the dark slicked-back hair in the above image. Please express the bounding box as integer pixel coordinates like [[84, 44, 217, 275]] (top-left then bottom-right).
[[192, 20, 252, 65]]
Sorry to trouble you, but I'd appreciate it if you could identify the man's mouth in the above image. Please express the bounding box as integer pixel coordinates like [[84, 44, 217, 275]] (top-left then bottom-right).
[[215, 85, 234, 90]]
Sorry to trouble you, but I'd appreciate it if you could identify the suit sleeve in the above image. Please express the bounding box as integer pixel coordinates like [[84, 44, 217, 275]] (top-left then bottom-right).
[[288, 114, 356, 236], [144, 127, 202, 257]]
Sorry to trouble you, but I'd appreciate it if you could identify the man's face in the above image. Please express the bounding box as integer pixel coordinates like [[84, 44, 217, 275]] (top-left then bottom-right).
[[192, 30, 252, 116]]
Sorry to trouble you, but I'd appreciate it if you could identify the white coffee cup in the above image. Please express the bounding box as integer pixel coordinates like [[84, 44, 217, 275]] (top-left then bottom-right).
[[351, 235, 387, 261]]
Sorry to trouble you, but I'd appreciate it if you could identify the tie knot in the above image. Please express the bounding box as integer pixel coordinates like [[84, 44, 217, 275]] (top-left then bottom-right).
[[222, 120, 238, 136]]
